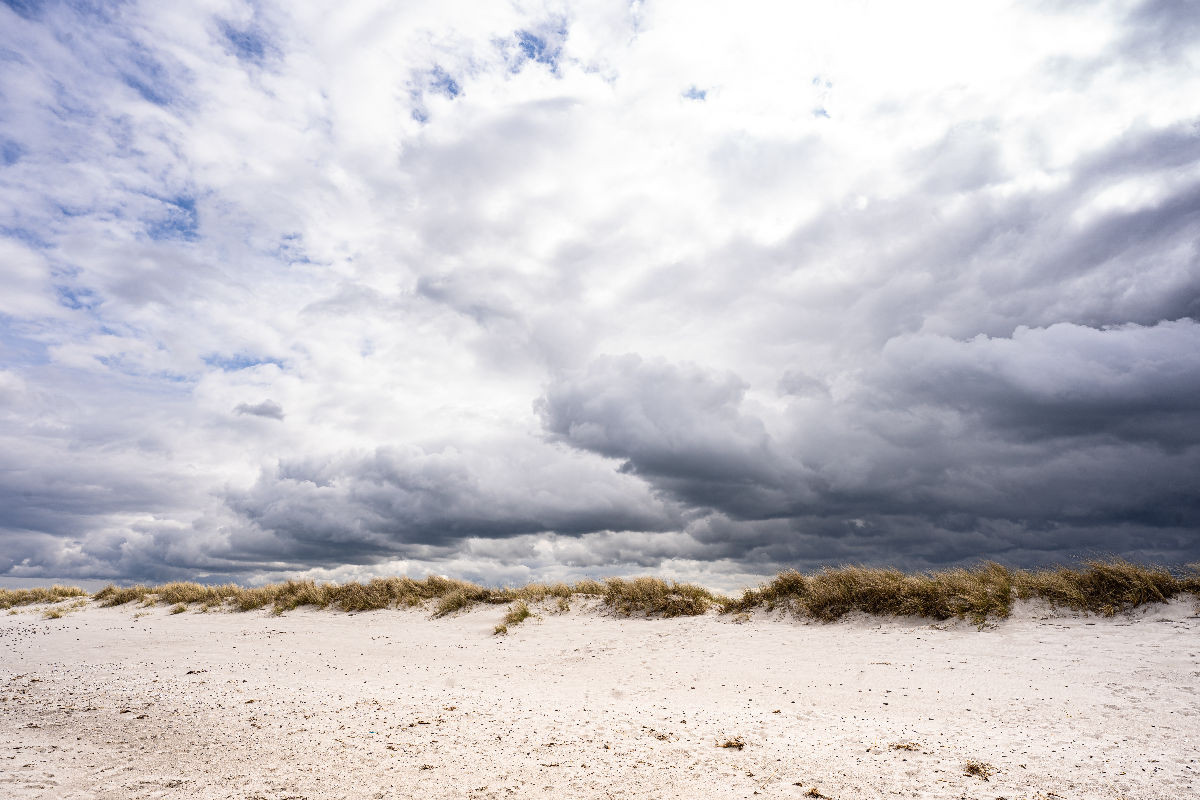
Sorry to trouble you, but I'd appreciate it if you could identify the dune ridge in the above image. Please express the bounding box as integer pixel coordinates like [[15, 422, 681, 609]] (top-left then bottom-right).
[[8, 560, 1198, 631]]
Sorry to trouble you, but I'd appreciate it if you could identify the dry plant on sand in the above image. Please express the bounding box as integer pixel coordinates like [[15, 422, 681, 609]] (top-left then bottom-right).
[[88, 574, 725, 620], [717, 736, 745, 750], [25, 559, 1197, 628], [964, 760, 997, 780], [0, 585, 87, 609], [726, 559, 1200, 625], [493, 601, 533, 635]]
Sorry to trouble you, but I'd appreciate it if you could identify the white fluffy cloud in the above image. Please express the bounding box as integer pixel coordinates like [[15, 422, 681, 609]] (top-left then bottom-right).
[[1, 0, 1198, 585]]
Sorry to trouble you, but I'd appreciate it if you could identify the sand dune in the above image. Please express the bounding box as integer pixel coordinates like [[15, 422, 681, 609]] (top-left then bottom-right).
[[2, 598, 1197, 799]]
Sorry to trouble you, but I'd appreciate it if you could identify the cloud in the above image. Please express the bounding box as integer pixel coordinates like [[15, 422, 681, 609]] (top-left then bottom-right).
[[234, 399, 284, 420], [538, 355, 811, 518], [877, 320, 1200, 446], [1, 0, 1198, 584], [538, 320, 1200, 565], [222, 439, 682, 567]]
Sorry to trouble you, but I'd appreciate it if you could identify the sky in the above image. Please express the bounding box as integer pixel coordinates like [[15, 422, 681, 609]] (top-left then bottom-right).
[[1, 0, 1198, 590]]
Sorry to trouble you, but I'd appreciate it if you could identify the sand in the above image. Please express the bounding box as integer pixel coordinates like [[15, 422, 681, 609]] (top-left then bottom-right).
[[1, 597, 1197, 799]]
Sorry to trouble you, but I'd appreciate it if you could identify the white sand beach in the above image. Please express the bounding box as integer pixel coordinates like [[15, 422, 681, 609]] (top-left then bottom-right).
[[2, 599, 1197, 800]]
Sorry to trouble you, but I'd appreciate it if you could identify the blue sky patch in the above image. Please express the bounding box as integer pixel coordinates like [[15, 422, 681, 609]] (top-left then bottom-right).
[[514, 23, 565, 72], [203, 353, 285, 372], [145, 194, 198, 241], [682, 86, 707, 101], [55, 284, 100, 311], [121, 43, 175, 107], [0, 226, 50, 249], [429, 65, 460, 98], [1, 0, 45, 20], [1, 139, 24, 165], [218, 19, 269, 64]]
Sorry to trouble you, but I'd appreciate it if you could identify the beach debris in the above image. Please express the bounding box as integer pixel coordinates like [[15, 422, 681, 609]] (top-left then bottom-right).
[[965, 759, 997, 780], [717, 736, 745, 750]]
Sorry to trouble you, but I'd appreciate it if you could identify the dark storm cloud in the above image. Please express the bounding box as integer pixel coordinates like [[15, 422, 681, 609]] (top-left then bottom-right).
[[221, 442, 683, 568], [234, 399, 284, 420], [537, 355, 812, 519], [877, 320, 1200, 446], [539, 322, 1200, 565]]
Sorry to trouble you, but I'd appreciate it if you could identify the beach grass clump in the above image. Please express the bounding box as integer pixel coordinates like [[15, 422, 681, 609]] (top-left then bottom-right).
[[433, 582, 501, 617], [0, 585, 88, 609], [601, 576, 725, 617], [154, 582, 237, 607], [1182, 563, 1200, 593], [1013, 560, 1179, 616], [571, 579, 606, 596], [94, 584, 153, 607], [728, 559, 1196, 624], [494, 600, 533, 635], [728, 563, 1015, 625], [503, 600, 532, 626]]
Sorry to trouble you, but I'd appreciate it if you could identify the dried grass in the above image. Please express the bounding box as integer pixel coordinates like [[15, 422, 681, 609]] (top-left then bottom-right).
[[601, 577, 722, 617], [964, 760, 997, 780], [727, 560, 1199, 624], [494, 600, 533, 635], [0, 585, 88, 609], [15, 560, 1196, 628]]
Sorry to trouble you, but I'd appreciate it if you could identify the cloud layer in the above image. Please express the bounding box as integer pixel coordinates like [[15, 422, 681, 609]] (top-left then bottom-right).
[[1, 0, 1198, 588]]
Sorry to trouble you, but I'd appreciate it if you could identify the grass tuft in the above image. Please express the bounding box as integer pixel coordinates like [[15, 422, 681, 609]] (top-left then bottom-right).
[[0, 585, 88, 610], [503, 600, 532, 625], [492, 601, 537, 636], [602, 577, 723, 617], [964, 760, 997, 780]]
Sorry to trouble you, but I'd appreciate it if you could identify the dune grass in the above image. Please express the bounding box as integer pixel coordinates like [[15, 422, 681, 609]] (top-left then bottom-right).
[[494, 600, 533, 635], [0, 585, 88, 610], [726, 559, 1200, 625], [89, 575, 718, 618], [12, 559, 1199, 627]]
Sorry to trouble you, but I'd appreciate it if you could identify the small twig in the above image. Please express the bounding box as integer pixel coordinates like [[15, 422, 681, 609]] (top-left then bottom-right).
[[757, 764, 781, 789]]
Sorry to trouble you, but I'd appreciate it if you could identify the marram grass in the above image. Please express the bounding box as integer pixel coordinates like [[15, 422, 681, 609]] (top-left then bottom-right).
[[726, 560, 1200, 625], [16, 559, 1200, 625], [0, 585, 88, 609]]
